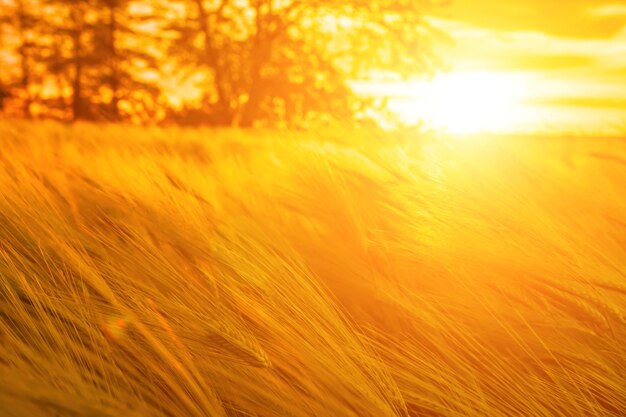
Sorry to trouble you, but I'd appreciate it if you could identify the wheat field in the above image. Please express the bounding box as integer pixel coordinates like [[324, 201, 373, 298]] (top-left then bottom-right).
[[0, 120, 625, 417]]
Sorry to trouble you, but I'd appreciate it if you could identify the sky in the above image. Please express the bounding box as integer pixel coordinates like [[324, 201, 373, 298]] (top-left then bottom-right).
[[382, 0, 626, 134]]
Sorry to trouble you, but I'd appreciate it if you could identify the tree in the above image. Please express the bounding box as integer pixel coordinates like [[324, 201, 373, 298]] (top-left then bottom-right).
[[162, 0, 237, 125], [0, 83, 8, 112], [37, 0, 95, 120], [35, 0, 160, 121], [165, 0, 437, 127], [92, 0, 161, 121], [0, 0, 41, 117], [0, 0, 439, 126]]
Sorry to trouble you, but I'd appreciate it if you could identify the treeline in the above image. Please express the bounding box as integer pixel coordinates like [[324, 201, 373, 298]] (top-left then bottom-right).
[[0, 0, 436, 127]]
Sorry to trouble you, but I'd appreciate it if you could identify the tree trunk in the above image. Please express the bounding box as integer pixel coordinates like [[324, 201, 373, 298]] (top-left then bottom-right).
[[16, 1, 31, 118], [239, 76, 262, 128], [72, 36, 83, 120], [108, 3, 120, 120], [240, 0, 269, 128], [194, 0, 232, 125], [70, 8, 84, 121], [18, 45, 31, 118]]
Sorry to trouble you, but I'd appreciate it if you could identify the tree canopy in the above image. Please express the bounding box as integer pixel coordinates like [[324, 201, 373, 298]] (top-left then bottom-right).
[[0, 0, 439, 127]]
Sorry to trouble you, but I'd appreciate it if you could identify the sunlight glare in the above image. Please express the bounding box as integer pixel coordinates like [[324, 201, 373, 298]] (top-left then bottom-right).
[[395, 72, 536, 134]]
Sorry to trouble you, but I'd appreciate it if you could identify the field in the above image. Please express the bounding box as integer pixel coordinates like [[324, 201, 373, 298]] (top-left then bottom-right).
[[0, 120, 625, 417]]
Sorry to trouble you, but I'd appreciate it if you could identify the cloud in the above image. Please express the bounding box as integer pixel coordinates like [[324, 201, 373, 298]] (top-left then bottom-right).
[[491, 55, 595, 71], [527, 96, 626, 108], [436, 0, 626, 39], [429, 18, 626, 74], [590, 4, 626, 16]]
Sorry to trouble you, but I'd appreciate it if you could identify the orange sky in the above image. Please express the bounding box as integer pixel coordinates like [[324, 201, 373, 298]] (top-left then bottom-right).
[[374, 0, 626, 134]]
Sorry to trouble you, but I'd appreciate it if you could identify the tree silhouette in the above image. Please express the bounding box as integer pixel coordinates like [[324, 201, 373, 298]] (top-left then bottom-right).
[[37, 0, 95, 120], [0, 0, 41, 117], [36, 0, 160, 121], [92, 0, 161, 121], [0, 83, 8, 112], [0, 0, 437, 126], [166, 0, 436, 127]]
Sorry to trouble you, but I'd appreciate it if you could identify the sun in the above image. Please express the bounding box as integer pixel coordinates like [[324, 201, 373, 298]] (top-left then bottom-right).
[[421, 72, 530, 134], [393, 71, 537, 134]]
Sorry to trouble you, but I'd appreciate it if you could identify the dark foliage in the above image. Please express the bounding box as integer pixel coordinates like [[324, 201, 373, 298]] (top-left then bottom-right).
[[0, 0, 437, 126]]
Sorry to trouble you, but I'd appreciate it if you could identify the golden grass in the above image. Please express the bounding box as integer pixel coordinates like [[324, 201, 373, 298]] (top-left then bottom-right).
[[0, 120, 625, 417]]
